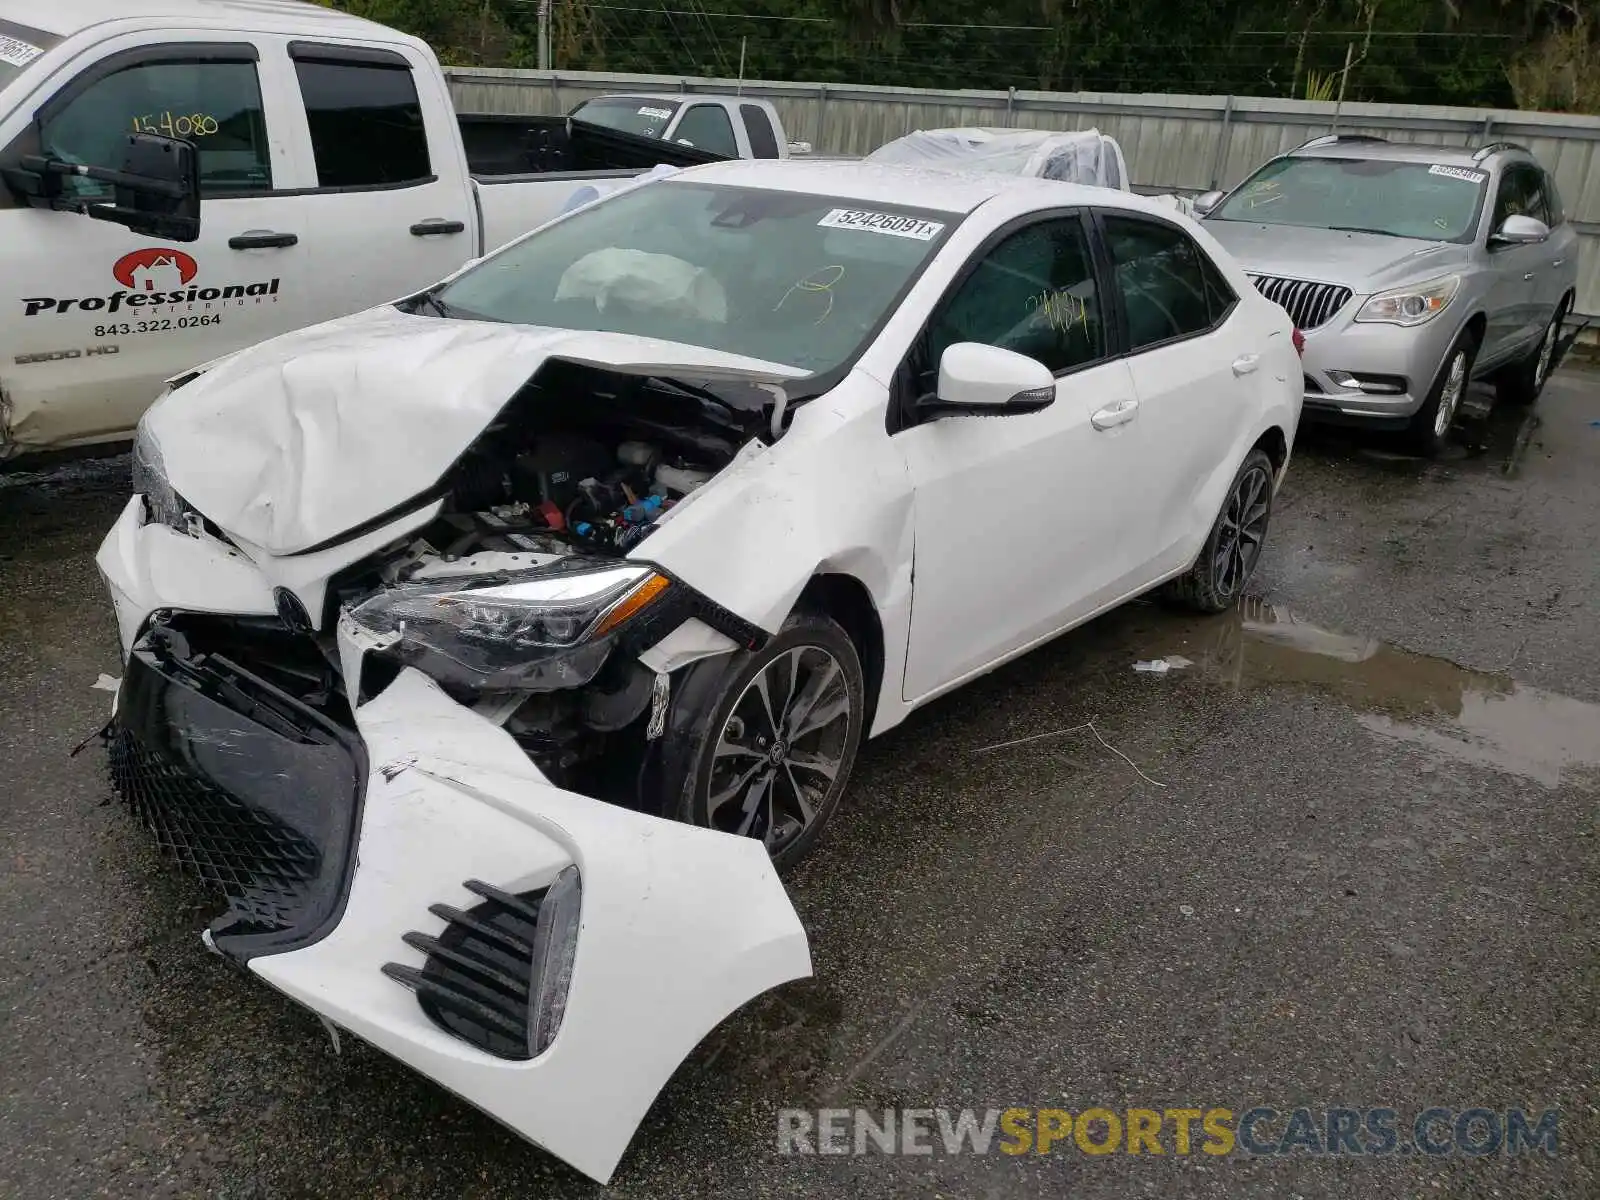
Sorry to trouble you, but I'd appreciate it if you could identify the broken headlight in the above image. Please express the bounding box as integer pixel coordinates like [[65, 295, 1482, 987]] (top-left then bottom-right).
[[345, 561, 671, 692], [131, 420, 190, 531]]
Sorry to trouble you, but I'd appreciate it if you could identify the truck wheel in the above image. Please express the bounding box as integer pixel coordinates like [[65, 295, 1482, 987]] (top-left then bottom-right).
[[1404, 329, 1477, 457], [668, 611, 865, 872], [1168, 447, 1275, 614], [1497, 300, 1566, 408]]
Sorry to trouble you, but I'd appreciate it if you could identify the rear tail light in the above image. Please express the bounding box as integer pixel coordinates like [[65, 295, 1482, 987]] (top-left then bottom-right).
[[1292, 328, 1306, 356]]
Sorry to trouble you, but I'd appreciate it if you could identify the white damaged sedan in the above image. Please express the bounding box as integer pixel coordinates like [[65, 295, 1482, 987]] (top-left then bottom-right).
[[97, 159, 1301, 1182]]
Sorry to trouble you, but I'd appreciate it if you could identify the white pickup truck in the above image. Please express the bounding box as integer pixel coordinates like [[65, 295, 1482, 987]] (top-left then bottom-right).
[[0, 0, 789, 458]]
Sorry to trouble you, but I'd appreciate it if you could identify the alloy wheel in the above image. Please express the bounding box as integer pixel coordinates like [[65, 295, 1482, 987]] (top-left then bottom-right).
[[1433, 350, 1467, 439], [1214, 464, 1272, 599], [1535, 316, 1559, 389], [706, 646, 853, 854]]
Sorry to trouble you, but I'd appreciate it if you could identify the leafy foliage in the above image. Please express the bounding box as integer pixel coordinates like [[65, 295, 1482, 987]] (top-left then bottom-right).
[[319, 0, 1600, 111]]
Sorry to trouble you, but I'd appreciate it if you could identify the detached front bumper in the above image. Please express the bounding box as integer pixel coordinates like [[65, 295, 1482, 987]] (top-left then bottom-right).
[[107, 626, 811, 1184]]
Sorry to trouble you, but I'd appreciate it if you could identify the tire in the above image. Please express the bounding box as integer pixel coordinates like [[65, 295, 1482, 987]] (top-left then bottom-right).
[[1168, 447, 1275, 614], [1403, 328, 1477, 457], [668, 610, 865, 872], [1497, 299, 1567, 408]]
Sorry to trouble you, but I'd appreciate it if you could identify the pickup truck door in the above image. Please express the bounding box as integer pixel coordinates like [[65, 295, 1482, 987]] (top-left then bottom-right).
[[0, 34, 307, 454], [277, 42, 475, 329]]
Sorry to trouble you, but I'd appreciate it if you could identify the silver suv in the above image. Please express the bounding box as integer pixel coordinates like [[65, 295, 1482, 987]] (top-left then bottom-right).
[[1196, 136, 1579, 454]]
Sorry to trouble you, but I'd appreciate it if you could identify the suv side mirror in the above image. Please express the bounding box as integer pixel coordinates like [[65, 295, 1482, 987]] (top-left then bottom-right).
[[1488, 213, 1549, 248], [4, 131, 200, 242], [1193, 189, 1225, 217], [918, 342, 1056, 419]]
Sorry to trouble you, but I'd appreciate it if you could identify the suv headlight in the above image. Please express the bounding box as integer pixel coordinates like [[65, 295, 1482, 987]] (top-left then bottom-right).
[[1354, 275, 1460, 327], [345, 561, 672, 691]]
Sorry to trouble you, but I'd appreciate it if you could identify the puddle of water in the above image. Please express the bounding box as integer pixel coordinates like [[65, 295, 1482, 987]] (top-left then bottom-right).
[[1146, 598, 1600, 790]]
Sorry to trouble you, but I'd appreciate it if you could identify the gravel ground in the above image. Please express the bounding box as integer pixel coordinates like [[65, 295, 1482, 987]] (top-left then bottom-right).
[[1, 370, 1596, 1199]]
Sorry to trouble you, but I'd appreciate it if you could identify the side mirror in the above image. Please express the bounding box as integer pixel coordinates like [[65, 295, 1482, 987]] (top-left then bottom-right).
[[918, 342, 1056, 419], [1488, 213, 1549, 247], [1193, 189, 1225, 217], [8, 132, 200, 242]]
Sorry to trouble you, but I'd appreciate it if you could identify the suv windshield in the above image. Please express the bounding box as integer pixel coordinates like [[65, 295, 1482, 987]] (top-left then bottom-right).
[[569, 98, 681, 139], [0, 20, 59, 94], [1212, 155, 1488, 241], [434, 182, 957, 375]]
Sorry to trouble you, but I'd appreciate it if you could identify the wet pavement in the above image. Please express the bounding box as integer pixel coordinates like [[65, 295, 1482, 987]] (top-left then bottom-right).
[[2, 372, 1597, 1199]]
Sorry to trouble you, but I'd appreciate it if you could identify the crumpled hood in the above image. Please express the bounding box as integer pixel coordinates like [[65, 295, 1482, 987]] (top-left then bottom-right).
[[1202, 220, 1465, 292], [143, 305, 803, 557]]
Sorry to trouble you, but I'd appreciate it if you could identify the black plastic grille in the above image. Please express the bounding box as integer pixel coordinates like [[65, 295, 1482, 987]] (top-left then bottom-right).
[[109, 725, 322, 935], [383, 880, 546, 1060], [1248, 274, 1353, 331], [107, 620, 365, 960]]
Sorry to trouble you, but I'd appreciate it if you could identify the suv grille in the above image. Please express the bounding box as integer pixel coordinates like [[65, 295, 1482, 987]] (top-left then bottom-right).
[[1248, 275, 1352, 331]]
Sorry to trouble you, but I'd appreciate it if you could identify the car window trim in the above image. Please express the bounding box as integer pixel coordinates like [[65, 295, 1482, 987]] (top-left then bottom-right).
[[1091, 207, 1237, 357]]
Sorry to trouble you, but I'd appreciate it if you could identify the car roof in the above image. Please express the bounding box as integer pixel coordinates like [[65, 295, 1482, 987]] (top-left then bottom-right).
[[1291, 139, 1530, 170], [666, 157, 1134, 216], [7, 0, 393, 41]]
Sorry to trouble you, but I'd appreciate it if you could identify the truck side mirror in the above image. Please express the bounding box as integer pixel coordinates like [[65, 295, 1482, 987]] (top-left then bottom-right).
[[1193, 189, 1225, 217], [6, 131, 201, 242]]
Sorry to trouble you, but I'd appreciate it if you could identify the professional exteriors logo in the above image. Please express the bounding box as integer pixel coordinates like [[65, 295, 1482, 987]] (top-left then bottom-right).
[[20, 248, 281, 318]]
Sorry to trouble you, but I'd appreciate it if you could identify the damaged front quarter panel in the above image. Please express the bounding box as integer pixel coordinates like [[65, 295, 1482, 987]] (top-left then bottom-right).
[[248, 669, 813, 1185]]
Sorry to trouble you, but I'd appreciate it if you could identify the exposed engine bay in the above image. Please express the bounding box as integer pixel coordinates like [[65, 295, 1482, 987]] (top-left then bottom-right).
[[282, 357, 782, 804]]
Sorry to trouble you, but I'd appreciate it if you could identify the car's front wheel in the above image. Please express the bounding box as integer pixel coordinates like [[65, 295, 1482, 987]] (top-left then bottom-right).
[[1404, 328, 1478, 457], [1497, 299, 1567, 407], [1168, 447, 1276, 613], [669, 611, 865, 872]]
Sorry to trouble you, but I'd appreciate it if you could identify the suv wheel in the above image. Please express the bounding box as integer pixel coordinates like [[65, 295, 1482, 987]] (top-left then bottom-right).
[[1404, 329, 1477, 457], [1498, 300, 1567, 407]]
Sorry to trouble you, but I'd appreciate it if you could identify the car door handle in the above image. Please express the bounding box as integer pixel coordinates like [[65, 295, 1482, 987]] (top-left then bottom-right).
[[1091, 398, 1139, 430], [410, 219, 466, 236], [228, 231, 297, 250], [1232, 353, 1261, 376], [1552, 259, 1564, 267], [1524, 272, 1536, 281]]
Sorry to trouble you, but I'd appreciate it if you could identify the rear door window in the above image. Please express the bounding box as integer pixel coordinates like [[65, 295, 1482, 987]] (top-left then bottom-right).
[[740, 104, 780, 159], [1102, 215, 1226, 351], [290, 46, 431, 188]]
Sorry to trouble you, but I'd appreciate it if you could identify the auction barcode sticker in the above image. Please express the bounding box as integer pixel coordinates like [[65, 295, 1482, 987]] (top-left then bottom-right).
[[1428, 164, 1487, 184], [0, 35, 42, 67], [818, 208, 946, 240], [637, 106, 674, 121]]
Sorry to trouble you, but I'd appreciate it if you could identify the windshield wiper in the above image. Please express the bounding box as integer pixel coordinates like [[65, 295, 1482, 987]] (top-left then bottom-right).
[[1324, 224, 1408, 239], [402, 287, 462, 319]]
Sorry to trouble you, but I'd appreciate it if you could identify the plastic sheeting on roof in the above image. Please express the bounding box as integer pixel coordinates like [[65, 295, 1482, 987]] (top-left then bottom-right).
[[865, 127, 1130, 190]]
